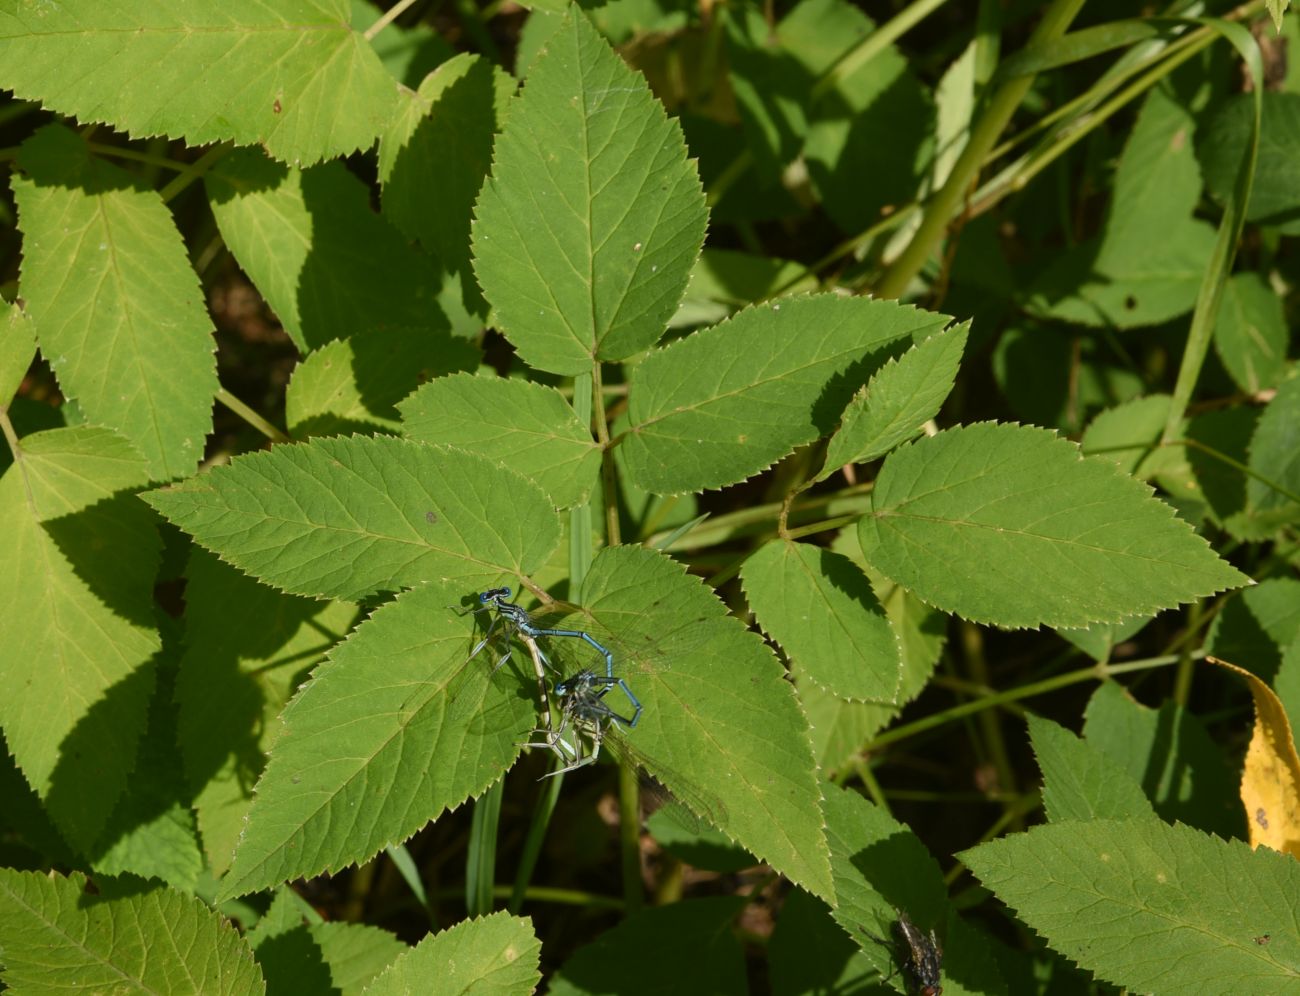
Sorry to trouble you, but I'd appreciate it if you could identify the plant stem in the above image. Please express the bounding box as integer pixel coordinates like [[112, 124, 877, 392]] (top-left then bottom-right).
[[466, 776, 504, 917], [215, 388, 290, 444]]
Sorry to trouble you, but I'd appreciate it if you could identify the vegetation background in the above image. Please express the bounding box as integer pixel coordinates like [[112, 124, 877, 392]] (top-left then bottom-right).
[[0, 0, 1298, 993]]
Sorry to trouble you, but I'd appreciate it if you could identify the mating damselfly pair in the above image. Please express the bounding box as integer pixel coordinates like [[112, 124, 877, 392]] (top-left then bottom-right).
[[460, 586, 643, 777]]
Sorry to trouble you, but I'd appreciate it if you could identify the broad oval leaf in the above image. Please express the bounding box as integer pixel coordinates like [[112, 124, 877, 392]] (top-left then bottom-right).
[[821, 321, 968, 474], [0, 869, 265, 994], [399, 373, 601, 509], [741, 540, 902, 702], [621, 295, 950, 495], [15, 124, 217, 480], [207, 149, 446, 353], [143, 434, 561, 602], [364, 912, 541, 996], [218, 582, 535, 899], [471, 8, 706, 375], [0, 0, 398, 166], [0, 426, 159, 850], [557, 545, 834, 899], [860, 423, 1251, 629], [961, 819, 1300, 993]]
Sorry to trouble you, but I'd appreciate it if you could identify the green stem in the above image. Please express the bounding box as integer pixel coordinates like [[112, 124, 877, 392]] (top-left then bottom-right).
[[365, 0, 421, 40], [466, 777, 504, 916], [508, 767, 565, 914], [158, 143, 232, 204], [810, 0, 955, 104], [215, 388, 290, 444], [874, 0, 1087, 300]]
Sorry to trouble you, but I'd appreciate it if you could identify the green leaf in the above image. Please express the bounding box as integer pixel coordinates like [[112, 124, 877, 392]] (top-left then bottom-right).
[[314, 920, 409, 995], [15, 124, 217, 479], [860, 423, 1250, 629], [549, 898, 747, 996], [363, 912, 540, 995], [768, 889, 878, 996], [0, 0, 398, 167], [143, 434, 561, 602], [0, 426, 159, 850], [0, 302, 35, 407], [671, 248, 818, 329], [218, 582, 535, 899], [471, 8, 707, 375], [553, 545, 834, 898], [1268, 0, 1290, 32], [1082, 681, 1242, 839], [399, 373, 601, 509], [0, 869, 265, 994], [1081, 394, 1173, 477], [353, 0, 451, 89], [1026, 713, 1154, 823], [821, 322, 968, 474], [1200, 92, 1300, 227], [285, 328, 479, 438], [1214, 273, 1288, 393], [621, 295, 949, 494], [960, 819, 1300, 993], [380, 53, 514, 317], [1244, 375, 1300, 531], [207, 149, 445, 353], [178, 549, 356, 874], [742, 540, 901, 702], [1206, 578, 1300, 685]]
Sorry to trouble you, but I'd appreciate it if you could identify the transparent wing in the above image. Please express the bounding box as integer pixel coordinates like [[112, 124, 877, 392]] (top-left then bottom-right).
[[599, 723, 728, 833]]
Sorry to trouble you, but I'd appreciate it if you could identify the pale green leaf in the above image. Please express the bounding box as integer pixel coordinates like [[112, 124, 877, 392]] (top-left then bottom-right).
[[822, 322, 968, 474], [0, 426, 159, 849], [285, 328, 479, 438], [0, 869, 265, 994], [15, 124, 216, 479], [961, 819, 1300, 993], [179, 549, 356, 874], [533, 546, 832, 897], [0, 0, 398, 166], [472, 8, 706, 375], [399, 373, 601, 509], [362, 912, 540, 996], [549, 898, 746, 996], [380, 52, 514, 317], [622, 295, 949, 494], [143, 434, 561, 602], [1026, 713, 1154, 823], [1245, 375, 1300, 530], [0, 302, 35, 407], [860, 423, 1250, 629], [1214, 273, 1288, 394], [742, 540, 901, 702], [1268, 0, 1289, 32], [207, 149, 445, 353], [218, 582, 535, 899]]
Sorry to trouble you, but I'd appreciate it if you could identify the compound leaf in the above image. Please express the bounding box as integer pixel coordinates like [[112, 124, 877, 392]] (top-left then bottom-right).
[[622, 295, 949, 495], [207, 149, 445, 353], [15, 124, 216, 480], [143, 434, 561, 602], [0, 869, 264, 994], [742, 540, 902, 702], [860, 423, 1250, 629], [219, 582, 535, 899], [399, 373, 601, 509], [821, 322, 968, 474], [472, 8, 706, 375], [961, 819, 1300, 993], [0, 0, 398, 167], [362, 912, 540, 996], [0, 426, 159, 850]]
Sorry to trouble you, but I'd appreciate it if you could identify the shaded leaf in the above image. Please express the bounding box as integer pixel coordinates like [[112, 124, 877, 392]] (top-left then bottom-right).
[[622, 295, 948, 494], [399, 372, 601, 509], [207, 149, 445, 353], [1200, 92, 1300, 226], [15, 124, 216, 479], [961, 819, 1300, 993], [742, 540, 901, 702], [860, 423, 1250, 629], [0, 0, 398, 166], [472, 9, 706, 375], [0, 426, 159, 850], [1214, 272, 1288, 394], [144, 434, 561, 602], [0, 869, 265, 994], [1245, 375, 1300, 532]]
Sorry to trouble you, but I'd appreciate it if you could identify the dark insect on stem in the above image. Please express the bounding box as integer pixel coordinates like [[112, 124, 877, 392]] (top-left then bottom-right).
[[862, 909, 944, 996]]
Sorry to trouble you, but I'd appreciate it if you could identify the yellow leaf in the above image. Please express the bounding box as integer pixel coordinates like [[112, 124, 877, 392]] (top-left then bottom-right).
[[1207, 656, 1300, 855]]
